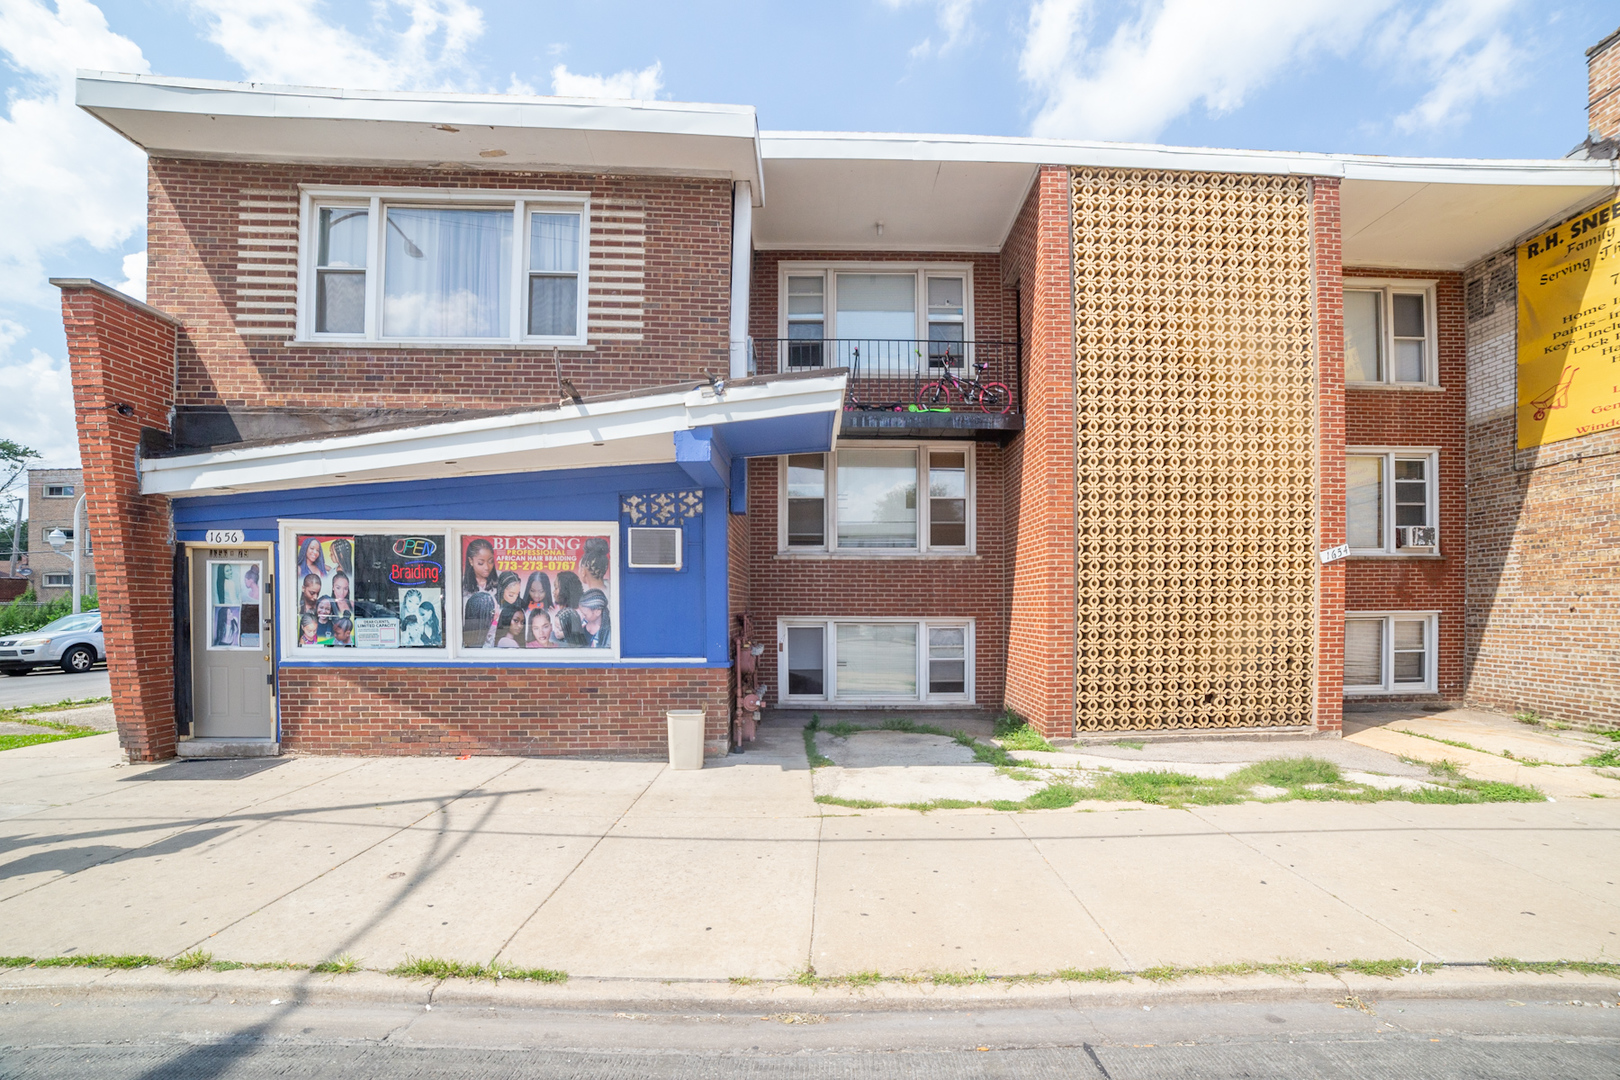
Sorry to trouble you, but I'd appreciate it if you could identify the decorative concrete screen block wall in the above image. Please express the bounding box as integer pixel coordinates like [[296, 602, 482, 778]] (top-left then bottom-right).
[[1463, 250, 1620, 731], [1070, 169, 1318, 731]]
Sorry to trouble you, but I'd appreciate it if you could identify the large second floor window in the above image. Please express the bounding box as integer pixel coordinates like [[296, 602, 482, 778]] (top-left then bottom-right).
[[778, 265, 972, 370], [1346, 449, 1438, 554], [302, 189, 589, 346]]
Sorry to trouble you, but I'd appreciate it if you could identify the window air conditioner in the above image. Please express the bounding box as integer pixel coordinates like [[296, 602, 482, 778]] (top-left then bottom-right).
[[627, 527, 683, 569], [1396, 526, 1437, 549]]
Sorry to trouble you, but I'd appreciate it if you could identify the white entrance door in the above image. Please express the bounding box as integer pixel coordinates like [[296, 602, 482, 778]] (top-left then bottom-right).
[[190, 546, 274, 738]]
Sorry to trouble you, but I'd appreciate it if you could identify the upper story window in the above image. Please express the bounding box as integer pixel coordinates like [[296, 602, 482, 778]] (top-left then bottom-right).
[[780, 443, 972, 556], [301, 189, 589, 346], [778, 264, 972, 368], [43, 484, 74, 498], [1346, 449, 1438, 555], [1344, 281, 1437, 386]]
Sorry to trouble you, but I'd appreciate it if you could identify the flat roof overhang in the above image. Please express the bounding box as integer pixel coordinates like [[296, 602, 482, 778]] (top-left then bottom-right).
[[756, 132, 1620, 269], [140, 371, 846, 497], [77, 72, 765, 200]]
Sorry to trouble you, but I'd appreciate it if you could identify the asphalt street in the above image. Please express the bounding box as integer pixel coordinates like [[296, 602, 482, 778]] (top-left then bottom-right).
[[2, 995, 1617, 1079], [0, 666, 109, 708]]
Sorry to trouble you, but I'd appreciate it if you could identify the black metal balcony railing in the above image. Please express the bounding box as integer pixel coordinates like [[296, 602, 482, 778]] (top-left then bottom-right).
[[753, 339, 1020, 415]]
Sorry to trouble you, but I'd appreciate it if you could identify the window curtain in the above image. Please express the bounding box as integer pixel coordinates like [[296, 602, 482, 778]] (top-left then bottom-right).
[[383, 208, 512, 338]]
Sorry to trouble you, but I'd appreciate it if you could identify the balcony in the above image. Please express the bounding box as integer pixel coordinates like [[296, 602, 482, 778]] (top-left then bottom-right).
[[752, 339, 1023, 440]]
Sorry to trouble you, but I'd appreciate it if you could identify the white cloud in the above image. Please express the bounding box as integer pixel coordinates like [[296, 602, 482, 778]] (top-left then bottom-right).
[[1022, 0, 1388, 141], [113, 249, 145, 302], [187, 0, 485, 89], [885, 0, 979, 58], [1387, 0, 1525, 132], [0, 329, 80, 468], [0, 0, 150, 307], [1019, 0, 1525, 143], [549, 61, 663, 100]]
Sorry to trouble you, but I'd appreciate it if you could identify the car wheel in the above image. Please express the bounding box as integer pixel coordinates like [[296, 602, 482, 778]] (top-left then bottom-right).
[[61, 646, 96, 674]]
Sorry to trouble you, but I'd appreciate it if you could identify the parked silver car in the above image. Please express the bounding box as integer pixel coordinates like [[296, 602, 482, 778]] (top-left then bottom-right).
[[0, 612, 105, 676]]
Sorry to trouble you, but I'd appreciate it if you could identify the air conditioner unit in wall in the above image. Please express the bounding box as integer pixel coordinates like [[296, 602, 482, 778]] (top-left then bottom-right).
[[1396, 526, 1437, 549], [627, 527, 682, 569]]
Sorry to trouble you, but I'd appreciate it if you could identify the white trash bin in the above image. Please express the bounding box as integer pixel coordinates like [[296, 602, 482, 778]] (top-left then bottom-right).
[[666, 709, 706, 770]]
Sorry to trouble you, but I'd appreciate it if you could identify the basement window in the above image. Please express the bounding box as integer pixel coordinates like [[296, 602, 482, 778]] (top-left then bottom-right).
[[778, 618, 974, 704]]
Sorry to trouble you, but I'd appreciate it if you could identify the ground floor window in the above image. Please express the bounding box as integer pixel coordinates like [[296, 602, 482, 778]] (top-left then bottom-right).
[[279, 520, 618, 662], [778, 618, 973, 704], [1344, 612, 1436, 694]]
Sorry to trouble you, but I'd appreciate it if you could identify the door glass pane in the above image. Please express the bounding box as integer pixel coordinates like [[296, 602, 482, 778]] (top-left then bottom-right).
[[207, 560, 263, 650], [836, 623, 917, 698], [1346, 456, 1383, 549], [1344, 290, 1382, 382], [786, 454, 826, 546], [928, 626, 966, 695], [836, 273, 916, 344], [837, 447, 917, 549], [929, 451, 968, 547], [1394, 459, 1428, 528], [1344, 619, 1383, 687], [382, 208, 512, 338], [787, 626, 825, 697], [1392, 619, 1426, 684]]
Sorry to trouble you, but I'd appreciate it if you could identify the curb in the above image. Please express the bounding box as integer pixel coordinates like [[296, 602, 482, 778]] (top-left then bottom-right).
[[3, 966, 1617, 1012]]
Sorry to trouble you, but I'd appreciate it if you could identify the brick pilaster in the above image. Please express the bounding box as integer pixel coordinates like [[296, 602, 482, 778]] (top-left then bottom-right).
[[55, 281, 180, 762], [1313, 180, 1346, 733]]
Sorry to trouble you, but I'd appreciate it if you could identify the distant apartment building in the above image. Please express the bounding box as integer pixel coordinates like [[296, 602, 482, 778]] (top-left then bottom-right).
[[27, 467, 94, 600]]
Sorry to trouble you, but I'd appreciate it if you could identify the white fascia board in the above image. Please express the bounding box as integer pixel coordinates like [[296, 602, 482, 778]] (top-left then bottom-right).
[[761, 130, 1620, 187], [140, 374, 847, 497]]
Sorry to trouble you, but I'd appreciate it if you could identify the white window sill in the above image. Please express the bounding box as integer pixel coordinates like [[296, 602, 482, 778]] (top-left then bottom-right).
[[779, 699, 977, 708], [1343, 687, 1438, 697], [776, 550, 978, 560], [1346, 552, 1443, 560], [1345, 382, 1446, 392], [291, 338, 596, 351]]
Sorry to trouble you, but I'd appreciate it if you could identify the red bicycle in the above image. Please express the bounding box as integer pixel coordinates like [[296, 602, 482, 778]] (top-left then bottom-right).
[[918, 360, 1011, 414]]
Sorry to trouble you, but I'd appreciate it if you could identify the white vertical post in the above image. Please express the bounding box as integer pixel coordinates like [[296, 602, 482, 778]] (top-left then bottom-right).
[[729, 181, 753, 380], [72, 493, 86, 614]]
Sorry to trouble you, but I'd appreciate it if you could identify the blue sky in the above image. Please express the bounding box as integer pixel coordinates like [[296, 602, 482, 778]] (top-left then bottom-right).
[[1, 0, 1616, 495]]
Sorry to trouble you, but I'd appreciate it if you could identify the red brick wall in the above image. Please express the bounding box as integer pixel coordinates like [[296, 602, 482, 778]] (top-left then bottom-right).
[[1343, 267, 1467, 702], [998, 167, 1076, 736], [743, 444, 1008, 707], [1314, 180, 1346, 732], [147, 159, 732, 409], [57, 284, 180, 762], [277, 666, 730, 755]]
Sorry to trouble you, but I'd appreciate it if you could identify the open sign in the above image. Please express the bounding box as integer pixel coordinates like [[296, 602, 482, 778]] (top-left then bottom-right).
[[393, 537, 437, 558]]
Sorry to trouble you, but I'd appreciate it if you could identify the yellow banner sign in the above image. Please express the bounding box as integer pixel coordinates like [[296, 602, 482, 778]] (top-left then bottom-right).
[[1517, 197, 1620, 448]]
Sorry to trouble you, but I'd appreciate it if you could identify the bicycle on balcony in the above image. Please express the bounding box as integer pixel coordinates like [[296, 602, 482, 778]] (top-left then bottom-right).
[[917, 358, 1011, 414]]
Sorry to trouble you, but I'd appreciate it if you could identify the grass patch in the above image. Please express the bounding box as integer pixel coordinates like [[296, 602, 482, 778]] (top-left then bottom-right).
[[998, 724, 1055, 753], [0, 730, 101, 752], [928, 970, 990, 986], [388, 956, 565, 982], [1397, 729, 1490, 755], [311, 953, 362, 974], [1, 956, 36, 967], [1344, 957, 1413, 978], [802, 718, 833, 769], [33, 954, 165, 969], [1111, 739, 1147, 750], [1489, 957, 1620, 978], [815, 795, 886, 810], [1052, 966, 1130, 983], [1230, 756, 1341, 788], [993, 710, 1024, 737], [1581, 748, 1620, 769], [1514, 710, 1542, 726], [169, 949, 213, 972], [0, 696, 111, 717]]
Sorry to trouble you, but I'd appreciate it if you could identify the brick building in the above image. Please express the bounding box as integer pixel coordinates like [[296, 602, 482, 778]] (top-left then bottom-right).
[[24, 467, 95, 601], [57, 33, 1620, 761]]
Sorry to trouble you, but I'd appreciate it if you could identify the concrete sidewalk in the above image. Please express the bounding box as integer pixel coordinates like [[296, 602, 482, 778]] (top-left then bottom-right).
[[1, 718, 1618, 981]]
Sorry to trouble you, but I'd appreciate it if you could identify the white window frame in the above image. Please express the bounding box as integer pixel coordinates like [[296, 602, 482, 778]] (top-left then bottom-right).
[[776, 263, 975, 343], [776, 442, 975, 557], [297, 187, 591, 348], [43, 484, 73, 498], [42, 572, 72, 588], [1344, 611, 1438, 695], [1343, 279, 1439, 388], [776, 617, 975, 706], [277, 519, 619, 664], [1345, 447, 1439, 556]]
